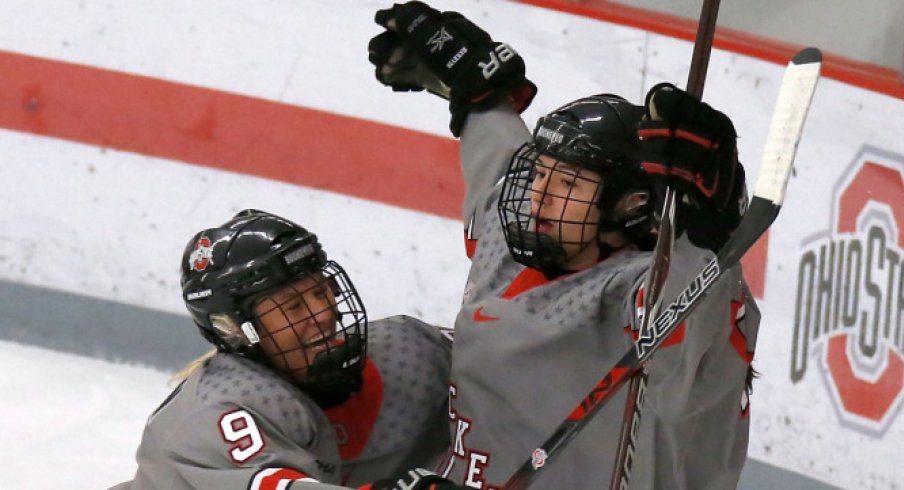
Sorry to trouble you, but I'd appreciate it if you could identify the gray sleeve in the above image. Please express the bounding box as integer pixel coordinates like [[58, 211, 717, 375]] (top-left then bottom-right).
[[340, 315, 452, 487], [458, 105, 531, 235], [124, 355, 352, 490]]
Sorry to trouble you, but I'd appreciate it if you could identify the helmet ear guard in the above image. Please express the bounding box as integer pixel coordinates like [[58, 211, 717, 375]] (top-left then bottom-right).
[[208, 313, 260, 350]]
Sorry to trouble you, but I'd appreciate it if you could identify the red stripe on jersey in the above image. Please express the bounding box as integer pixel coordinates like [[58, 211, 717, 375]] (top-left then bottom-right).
[[464, 233, 478, 259], [729, 295, 754, 364], [324, 358, 384, 460], [500, 267, 552, 299], [630, 286, 685, 348], [251, 468, 316, 490], [623, 324, 686, 348], [661, 324, 685, 348]]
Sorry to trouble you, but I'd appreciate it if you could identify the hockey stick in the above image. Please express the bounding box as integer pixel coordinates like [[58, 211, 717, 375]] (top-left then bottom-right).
[[610, 1, 721, 487], [641, 0, 720, 325], [502, 47, 822, 490]]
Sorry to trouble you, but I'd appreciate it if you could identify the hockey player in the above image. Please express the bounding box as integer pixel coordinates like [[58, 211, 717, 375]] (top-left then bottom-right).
[[111, 210, 467, 490], [369, 3, 759, 489]]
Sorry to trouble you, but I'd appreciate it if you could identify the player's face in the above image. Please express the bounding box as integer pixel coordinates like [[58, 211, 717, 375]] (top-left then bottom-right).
[[530, 155, 603, 270], [252, 274, 338, 384]]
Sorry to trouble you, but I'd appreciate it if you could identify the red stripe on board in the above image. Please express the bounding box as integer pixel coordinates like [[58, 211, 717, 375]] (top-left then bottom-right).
[[0, 47, 771, 297], [0, 50, 463, 219], [740, 232, 768, 299], [515, 0, 904, 100]]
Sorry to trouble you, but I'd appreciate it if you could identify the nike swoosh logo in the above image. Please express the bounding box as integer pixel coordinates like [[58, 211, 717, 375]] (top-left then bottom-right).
[[473, 306, 499, 322]]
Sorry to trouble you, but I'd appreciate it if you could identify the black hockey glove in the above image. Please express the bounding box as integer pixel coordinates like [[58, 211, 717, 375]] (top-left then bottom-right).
[[368, 1, 537, 137], [361, 468, 468, 490], [637, 83, 747, 252]]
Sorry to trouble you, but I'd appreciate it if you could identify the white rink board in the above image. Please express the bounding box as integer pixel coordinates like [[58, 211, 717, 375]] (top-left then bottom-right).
[[0, 1, 902, 488], [0, 128, 470, 327]]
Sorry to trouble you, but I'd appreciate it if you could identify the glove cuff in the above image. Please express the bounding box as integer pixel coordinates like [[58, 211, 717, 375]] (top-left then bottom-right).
[[448, 79, 537, 137]]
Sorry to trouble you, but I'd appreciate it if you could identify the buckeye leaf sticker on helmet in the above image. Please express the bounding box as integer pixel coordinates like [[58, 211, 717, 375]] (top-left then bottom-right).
[[189, 236, 214, 271]]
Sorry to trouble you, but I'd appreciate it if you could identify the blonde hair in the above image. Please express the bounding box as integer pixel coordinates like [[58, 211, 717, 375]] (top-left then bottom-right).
[[170, 349, 218, 385]]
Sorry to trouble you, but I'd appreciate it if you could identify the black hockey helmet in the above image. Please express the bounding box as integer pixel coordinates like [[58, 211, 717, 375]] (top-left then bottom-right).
[[498, 94, 655, 275], [180, 209, 367, 404]]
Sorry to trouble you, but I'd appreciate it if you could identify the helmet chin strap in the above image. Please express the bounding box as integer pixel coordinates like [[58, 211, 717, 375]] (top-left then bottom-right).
[[300, 334, 365, 408], [506, 221, 630, 278], [504, 221, 569, 278]]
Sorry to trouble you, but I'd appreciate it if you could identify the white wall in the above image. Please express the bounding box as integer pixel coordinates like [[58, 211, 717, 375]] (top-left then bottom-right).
[[614, 0, 904, 73]]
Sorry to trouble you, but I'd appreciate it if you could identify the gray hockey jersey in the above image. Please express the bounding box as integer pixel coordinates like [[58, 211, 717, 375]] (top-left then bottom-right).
[[437, 107, 760, 490], [111, 315, 451, 490]]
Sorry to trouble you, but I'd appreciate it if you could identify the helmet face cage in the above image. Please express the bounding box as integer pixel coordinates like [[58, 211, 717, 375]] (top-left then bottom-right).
[[180, 210, 368, 396], [498, 142, 604, 275], [498, 95, 657, 274], [249, 260, 367, 390]]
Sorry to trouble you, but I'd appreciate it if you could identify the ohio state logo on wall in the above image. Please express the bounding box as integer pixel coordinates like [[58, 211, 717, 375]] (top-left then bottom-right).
[[791, 146, 904, 435]]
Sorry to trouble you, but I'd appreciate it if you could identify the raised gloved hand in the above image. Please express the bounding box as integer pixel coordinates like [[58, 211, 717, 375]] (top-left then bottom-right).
[[360, 468, 468, 490], [637, 83, 747, 251], [368, 1, 537, 136]]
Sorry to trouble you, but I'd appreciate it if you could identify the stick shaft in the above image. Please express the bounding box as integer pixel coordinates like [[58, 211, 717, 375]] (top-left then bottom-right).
[[686, 0, 721, 98], [612, 1, 722, 487]]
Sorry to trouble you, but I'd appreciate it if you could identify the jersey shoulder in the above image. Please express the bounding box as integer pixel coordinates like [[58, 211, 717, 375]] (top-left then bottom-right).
[[137, 353, 342, 485], [333, 315, 451, 468], [164, 353, 330, 457], [203, 353, 325, 433]]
